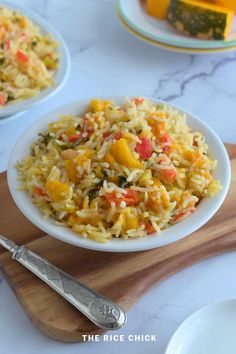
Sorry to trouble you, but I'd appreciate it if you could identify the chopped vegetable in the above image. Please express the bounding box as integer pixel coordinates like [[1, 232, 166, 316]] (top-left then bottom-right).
[[162, 146, 171, 153], [65, 159, 77, 183], [105, 189, 140, 206], [90, 99, 110, 112], [74, 148, 95, 166], [19, 16, 27, 28], [87, 187, 99, 201], [113, 132, 122, 140], [68, 133, 82, 143], [34, 186, 44, 196], [135, 137, 153, 159], [159, 133, 172, 145], [133, 98, 144, 105], [139, 169, 152, 186], [148, 118, 166, 137], [147, 0, 170, 19], [105, 151, 116, 166], [110, 138, 142, 168], [102, 131, 110, 140], [0, 56, 5, 65], [31, 39, 38, 47], [145, 222, 155, 234], [54, 135, 85, 150], [174, 207, 196, 223], [4, 39, 10, 49], [39, 132, 52, 145], [215, 0, 236, 11], [118, 175, 130, 188], [121, 207, 139, 231], [168, 0, 234, 40], [16, 97, 222, 242], [0, 7, 58, 107], [18, 32, 29, 42], [147, 178, 170, 212], [160, 168, 178, 183], [183, 150, 204, 167], [43, 54, 57, 69]]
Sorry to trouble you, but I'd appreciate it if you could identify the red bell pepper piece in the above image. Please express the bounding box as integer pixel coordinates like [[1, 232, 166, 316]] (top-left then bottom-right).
[[135, 138, 153, 159], [105, 189, 140, 206], [16, 50, 29, 62]]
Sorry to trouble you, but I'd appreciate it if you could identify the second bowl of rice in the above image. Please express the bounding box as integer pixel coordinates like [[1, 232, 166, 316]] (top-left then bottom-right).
[[7, 97, 230, 252], [0, 0, 70, 117]]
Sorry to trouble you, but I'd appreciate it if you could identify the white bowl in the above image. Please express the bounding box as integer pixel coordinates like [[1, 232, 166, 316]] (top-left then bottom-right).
[[0, 0, 71, 118], [0, 110, 27, 124], [7, 97, 231, 252], [165, 299, 236, 354]]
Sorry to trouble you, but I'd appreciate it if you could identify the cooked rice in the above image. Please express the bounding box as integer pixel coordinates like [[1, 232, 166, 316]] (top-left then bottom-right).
[[17, 98, 222, 242], [0, 6, 58, 106]]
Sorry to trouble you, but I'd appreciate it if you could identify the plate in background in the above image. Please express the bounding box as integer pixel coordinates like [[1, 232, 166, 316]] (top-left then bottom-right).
[[165, 299, 236, 354], [117, 0, 236, 51], [0, 0, 71, 118], [116, 10, 236, 54]]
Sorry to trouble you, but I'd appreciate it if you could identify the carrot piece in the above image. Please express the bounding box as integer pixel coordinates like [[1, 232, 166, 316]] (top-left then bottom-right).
[[68, 133, 82, 142], [159, 133, 172, 145], [16, 50, 29, 62], [105, 189, 140, 206], [113, 132, 122, 140], [4, 39, 10, 49], [34, 186, 44, 196], [145, 222, 155, 234], [133, 98, 144, 105], [0, 92, 6, 106], [160, 168, 177, 183]]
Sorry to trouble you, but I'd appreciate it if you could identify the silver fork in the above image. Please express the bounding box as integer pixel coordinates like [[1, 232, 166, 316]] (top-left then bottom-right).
[[0, 234, 127, 330]]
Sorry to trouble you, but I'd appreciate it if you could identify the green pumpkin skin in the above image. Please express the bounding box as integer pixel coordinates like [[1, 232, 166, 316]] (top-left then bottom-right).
[[167, 0, 231, 40]]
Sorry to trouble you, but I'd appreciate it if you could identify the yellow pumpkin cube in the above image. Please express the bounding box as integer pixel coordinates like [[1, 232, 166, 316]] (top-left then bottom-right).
[[146, 0, 170, 19], [121, 208, 139, 232], [74, 148, 94, 166], [215, 0, 236, 12], [20, 16, 27, 28], [45, 180, 70, 202], [90, 99, 110, 112], [110, 138, 142, 169], [105, 151, 116, 167]]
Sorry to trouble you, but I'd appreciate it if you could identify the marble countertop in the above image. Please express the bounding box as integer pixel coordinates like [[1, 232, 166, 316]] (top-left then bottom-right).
[[0, 0, 236, 353]]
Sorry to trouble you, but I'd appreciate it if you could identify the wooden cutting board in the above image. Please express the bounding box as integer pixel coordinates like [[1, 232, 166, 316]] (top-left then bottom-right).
[[0, 144, 236, 343]]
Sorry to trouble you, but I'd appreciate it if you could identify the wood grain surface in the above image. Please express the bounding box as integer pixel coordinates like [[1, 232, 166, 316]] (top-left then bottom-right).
[[0, 144, 235, 342]]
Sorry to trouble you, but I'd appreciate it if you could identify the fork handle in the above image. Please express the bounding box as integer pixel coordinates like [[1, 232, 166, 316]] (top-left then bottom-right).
[[13, 245, 126, 330]]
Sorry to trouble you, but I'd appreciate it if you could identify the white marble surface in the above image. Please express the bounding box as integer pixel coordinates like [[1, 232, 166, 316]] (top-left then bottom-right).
[[0, 0, 236, 353]]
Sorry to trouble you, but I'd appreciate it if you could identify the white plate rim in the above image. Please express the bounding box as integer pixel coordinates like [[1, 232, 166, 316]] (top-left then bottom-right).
[[117, 0, 236, 49], [116, 9, 236, 54]]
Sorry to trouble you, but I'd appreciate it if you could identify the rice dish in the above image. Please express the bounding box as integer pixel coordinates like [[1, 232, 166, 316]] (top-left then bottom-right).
[[0, 6, 58, 106], [17, 98, 222, 242]]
